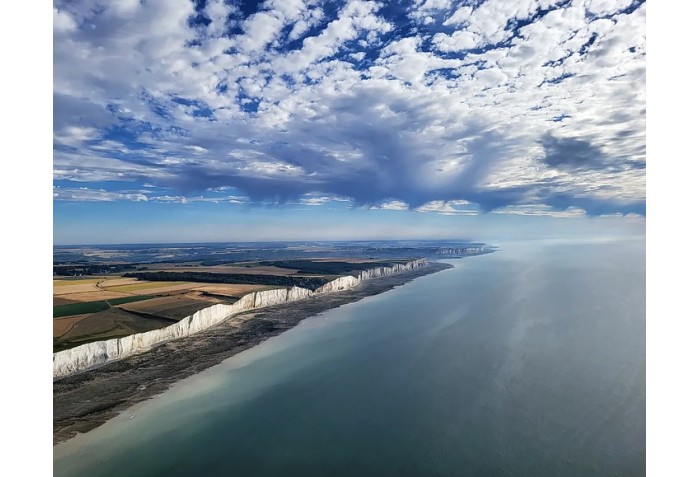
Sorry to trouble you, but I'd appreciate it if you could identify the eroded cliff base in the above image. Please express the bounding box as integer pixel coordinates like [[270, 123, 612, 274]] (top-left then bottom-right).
[[53, 262, 452, 445]]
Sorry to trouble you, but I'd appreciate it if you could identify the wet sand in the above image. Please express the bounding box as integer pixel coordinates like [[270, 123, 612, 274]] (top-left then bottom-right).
[[54, 262, 452, 445]]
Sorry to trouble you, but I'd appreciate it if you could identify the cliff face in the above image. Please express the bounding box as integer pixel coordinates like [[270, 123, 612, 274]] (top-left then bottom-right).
[[254, 286, 314, 307], [314, 275, 360, 294], [358, 258, 428, 280], [53, 259, 427, 378], [53, 304, 239, 379]]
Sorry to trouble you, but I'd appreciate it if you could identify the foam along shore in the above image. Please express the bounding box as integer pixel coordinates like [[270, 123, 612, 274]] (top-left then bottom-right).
[[53, 259, 428, 379]]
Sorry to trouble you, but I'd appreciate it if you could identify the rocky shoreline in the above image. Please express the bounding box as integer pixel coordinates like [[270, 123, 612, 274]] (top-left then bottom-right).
[[53, 261, 452, 445]]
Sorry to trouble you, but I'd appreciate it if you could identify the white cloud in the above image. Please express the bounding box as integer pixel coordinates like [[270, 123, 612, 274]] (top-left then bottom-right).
[[585, 0, 635, 16], [417, 200, 479, 215], [53, 8, 77, 33], [109, 0, 142, 18], [52, 0, 646, 215], [493, 205, 588, 217], [236, 10, 286, 54], [54, 126, 100, 145], [297, 194, 351, 206], [53, 187, 148, 202], [372, 200, 409, 211], [53, 185, 252, 205], [443, 6, 474, 27], [432, 30, 480, 52]]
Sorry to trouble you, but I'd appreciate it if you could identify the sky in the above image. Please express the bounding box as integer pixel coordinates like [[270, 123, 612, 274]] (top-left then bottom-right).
[[53, 0, 646, 244]]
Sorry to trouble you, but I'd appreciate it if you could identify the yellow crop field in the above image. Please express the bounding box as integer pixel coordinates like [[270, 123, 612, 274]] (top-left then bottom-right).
[[195, 284, 275, 297], [53, 314, 92, 339], [53, 278, 103, 287], [57, 291, 135, 303], [54, 277, 140, 295], [105, 281, 190, 293], [96, 277, 139, 287]]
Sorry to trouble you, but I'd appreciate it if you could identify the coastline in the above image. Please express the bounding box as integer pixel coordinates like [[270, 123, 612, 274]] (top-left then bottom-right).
[[53, 261, 453, 445]]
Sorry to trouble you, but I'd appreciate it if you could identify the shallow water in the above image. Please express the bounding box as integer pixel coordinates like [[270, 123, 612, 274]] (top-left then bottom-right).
[[54, 240, 645, 476]]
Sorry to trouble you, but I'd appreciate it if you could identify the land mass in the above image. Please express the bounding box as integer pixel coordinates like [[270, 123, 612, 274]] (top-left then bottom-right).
[[53, 261, 452, 445]]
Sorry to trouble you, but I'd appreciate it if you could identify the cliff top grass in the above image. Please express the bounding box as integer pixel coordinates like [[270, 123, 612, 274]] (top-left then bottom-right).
[[53, 294, 156, 318]]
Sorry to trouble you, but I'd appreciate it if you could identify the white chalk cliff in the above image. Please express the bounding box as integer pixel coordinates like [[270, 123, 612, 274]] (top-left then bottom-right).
[[53, 259, 428, 378]]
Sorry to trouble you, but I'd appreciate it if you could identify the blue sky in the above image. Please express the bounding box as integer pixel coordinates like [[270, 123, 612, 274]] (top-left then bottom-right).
[[53, 0, 645, 244]]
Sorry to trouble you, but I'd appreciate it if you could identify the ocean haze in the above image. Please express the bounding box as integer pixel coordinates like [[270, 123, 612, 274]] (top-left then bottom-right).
[[53, 200, 645, 245], [54, 240, 645, 476]]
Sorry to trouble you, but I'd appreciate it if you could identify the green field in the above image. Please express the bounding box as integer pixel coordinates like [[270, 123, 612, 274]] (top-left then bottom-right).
[[53, 295, 155, 318]]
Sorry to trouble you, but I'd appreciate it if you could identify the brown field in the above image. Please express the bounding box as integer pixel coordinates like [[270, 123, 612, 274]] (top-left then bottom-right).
[[193, 283, 275, 297], [53, 277, 139, 295], [53, 314, 92, 338], [53, 278, 105, 287], [53, 281, 103, 295], [143, 265, 302, 276], [214, 265, 302, 275], [51, 270, 324, 352], [55, 290, 135, 303], [103, 281, 193, 294], [118, 295, 217, 320], [97, 277, 139, 287], [181, 291, 224, 304]]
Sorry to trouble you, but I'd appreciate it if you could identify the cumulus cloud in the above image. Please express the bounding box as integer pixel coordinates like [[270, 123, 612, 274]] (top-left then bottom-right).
[[53, 0, 646, 216]]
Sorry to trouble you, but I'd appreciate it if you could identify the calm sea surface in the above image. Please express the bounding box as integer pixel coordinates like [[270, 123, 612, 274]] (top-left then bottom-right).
[[54, 240, 645, 476]]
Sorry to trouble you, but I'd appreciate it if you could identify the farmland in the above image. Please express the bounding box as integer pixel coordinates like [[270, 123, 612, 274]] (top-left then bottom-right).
[[194, 284, 276, 298], [53, 277, 139, 297], [122, 271, 331, 289], [119, 295, 219, 321], [54, 308, 177, 352], [136, 263, 304, 276], [52, 248, 445, 353], [103, 281, 191, 294], [52, 275, 280, 352], [53, 295, 155, 318], [258, 259, 415, 275]]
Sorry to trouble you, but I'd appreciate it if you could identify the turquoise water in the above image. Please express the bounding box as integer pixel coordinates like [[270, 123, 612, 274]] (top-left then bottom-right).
[[54, 240, 645, 476]]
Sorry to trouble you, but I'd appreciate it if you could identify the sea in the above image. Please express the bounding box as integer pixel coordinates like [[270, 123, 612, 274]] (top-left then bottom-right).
[[54, 239, 646, 477]]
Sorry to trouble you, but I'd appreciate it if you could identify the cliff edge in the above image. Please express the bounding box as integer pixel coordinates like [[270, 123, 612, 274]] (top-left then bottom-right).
[[53, 259, 428, 379]]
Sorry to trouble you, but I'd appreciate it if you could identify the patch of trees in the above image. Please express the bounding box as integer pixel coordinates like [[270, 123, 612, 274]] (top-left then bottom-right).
[[199, 259, 233, 266], [259, 260, 403, 275], [53, 264, 137, 276], [123, 271, 330, 289]]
